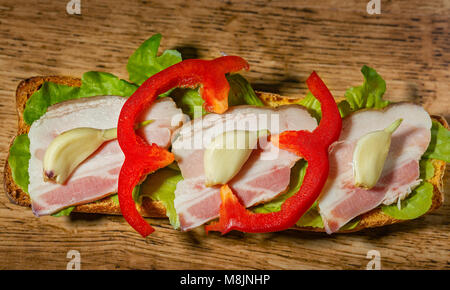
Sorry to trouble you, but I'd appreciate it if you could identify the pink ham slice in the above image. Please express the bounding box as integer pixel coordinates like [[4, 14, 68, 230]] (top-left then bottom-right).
[[318, 103, 432, 234], [28, 96, 187, 216], [171, 105, 318, 231]]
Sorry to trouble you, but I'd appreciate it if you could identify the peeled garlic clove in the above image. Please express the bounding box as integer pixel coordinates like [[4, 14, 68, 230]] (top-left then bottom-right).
[[43, 127, 117, 184], [204, 130, 269, 186], [353, 119, 403, 189]]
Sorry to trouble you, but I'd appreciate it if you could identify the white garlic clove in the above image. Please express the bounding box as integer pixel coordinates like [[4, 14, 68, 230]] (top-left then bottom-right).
[[43, 127, 117, 184], [204, 130, 269, 187], [353, 118, 403, 189]]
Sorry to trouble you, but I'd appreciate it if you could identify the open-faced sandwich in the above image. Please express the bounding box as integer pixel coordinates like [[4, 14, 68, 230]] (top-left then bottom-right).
[[5, 34, 449, 237]]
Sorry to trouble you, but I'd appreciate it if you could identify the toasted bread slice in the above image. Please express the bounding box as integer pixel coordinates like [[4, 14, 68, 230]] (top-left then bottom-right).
[[3, 76, 447, 233]]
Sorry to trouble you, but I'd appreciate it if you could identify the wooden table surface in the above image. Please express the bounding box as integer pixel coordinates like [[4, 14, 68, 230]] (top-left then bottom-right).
[[0, 0, 448, 270]]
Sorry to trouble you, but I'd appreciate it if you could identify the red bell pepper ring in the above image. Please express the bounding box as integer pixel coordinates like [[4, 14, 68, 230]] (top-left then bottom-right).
[[205, 71, 342, 234], [117, 56, 249, 237]]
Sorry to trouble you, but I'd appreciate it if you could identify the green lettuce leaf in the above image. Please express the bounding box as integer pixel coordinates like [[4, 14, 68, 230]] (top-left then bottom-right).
[[295, 206, 324, 228], [132, 184, 142, 204], [343, 65, 390, 113], [99, 185, 141, 206], [140, 168, 183, 229], [8, 134, 30, 194], [297, 65, 389, 119], [109, 194, 119, 205], [341, 219, 360, 230], [294, 204, 360, 229], [294, 205, 361, 229], [170, 88, 207, 119], [419, 159, 435, 180], [297, 92, 354, 120], [52, 206, 75, 217], [297, 92, 322, 121], [382, 182, 434, 220], [170, 74, 262, 119], [127, 33, 182, 86], [423, 120, 450, 163], [23, 72, 138, 125], [337, 100, 353, 118], [227, 74, 265, 107]]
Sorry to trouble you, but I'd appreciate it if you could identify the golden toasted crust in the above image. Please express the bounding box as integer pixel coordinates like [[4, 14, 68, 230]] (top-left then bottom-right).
[[3, 77, 447, 232]]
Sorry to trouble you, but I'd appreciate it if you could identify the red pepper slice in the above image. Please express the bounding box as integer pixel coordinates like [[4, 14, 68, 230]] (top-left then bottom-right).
[[117, 56, 249, 237], [205, 71, 342, 234]]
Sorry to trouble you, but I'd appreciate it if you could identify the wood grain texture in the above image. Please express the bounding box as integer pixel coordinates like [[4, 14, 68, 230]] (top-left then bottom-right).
[[0, 0, 448, 270]]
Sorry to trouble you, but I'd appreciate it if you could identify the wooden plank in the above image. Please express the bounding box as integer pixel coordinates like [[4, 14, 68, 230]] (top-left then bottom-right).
[[0, 0, 448, 269]]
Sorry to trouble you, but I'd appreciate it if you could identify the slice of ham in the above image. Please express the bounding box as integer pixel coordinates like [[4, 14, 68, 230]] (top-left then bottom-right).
[[171, 105, 317, 231], [28, 96, 187, 216], [318, 103, 432, 234]]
